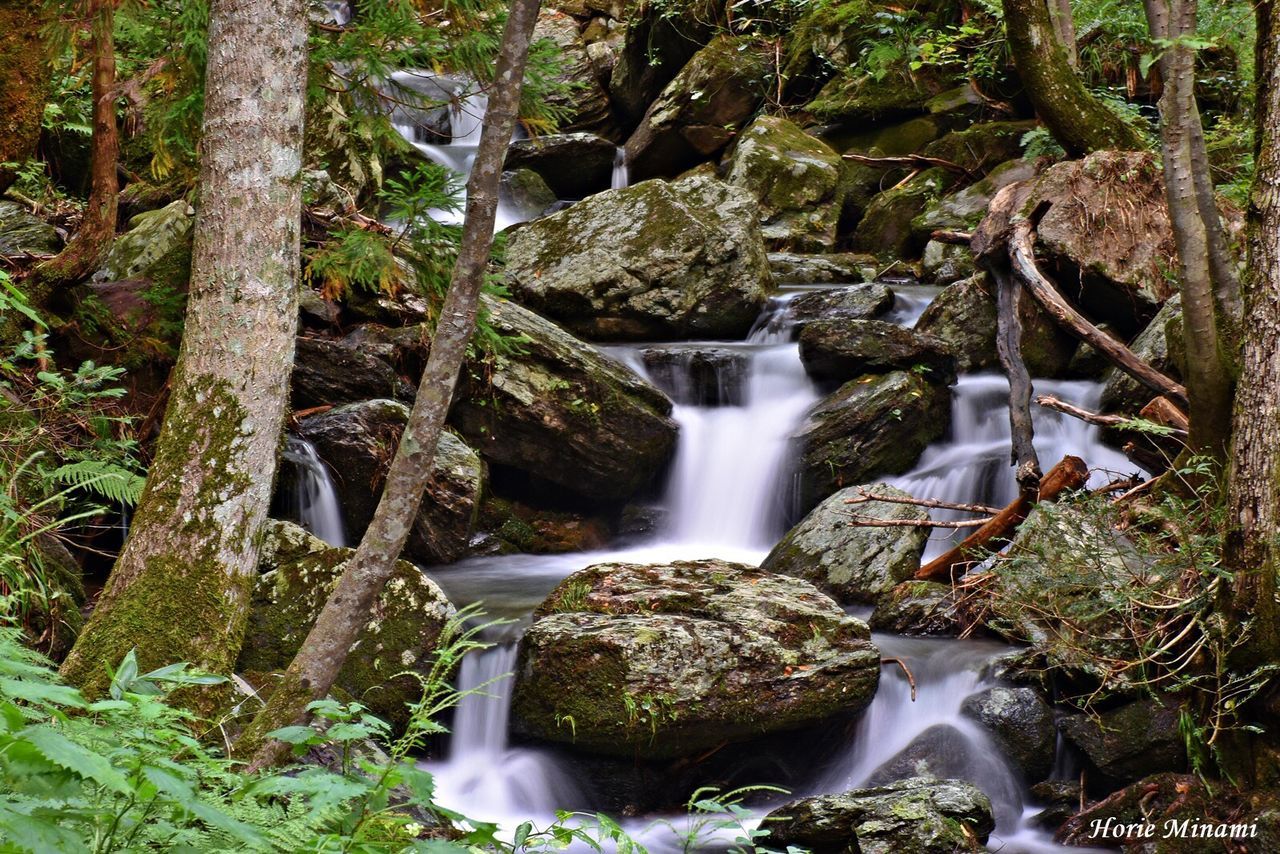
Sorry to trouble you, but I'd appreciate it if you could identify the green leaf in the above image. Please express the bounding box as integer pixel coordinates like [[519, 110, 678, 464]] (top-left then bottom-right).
[[21, 728, 132, 793]]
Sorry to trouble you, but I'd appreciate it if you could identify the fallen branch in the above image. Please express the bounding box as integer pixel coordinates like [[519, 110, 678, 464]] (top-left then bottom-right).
[[993, 260, 1041, 491], [842, 152, 978, 181], [844, 487, 1001, 515], [930, 229, 974, 246], [1009, 219, 1189, 407], [1140, 396, 1189, 432], [1037, 394, 1189, 439], [915, 455, 1090, 582], [882, 657, 917, 701], [846, 514, 993, 529]]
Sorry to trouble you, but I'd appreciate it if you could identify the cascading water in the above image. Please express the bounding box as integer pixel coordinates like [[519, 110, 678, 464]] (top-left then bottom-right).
[[611, 148, 630, 190], [280, 436, 347, 547]]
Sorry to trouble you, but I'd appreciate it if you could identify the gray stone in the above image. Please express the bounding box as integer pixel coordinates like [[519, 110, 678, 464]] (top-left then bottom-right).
[[767, 252, 878, 285], [504, 133, 618, 198], [961, 686, 1056, 782], [799, 318, 955, 384], [290, 336, 411, 409], [787, 283, 896, 329], [1059, 699, 1187, 788], [1100, 294, 1183, 414], [868, 581, 962, 636], [93, 200, 194, 291], [0, 201, 60, 255]]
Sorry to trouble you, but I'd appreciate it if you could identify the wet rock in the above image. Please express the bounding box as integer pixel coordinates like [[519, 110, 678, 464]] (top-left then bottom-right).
[[477, 496, 611, 554], [865, 724, 986, 786], [93, 200, 193, 292], [297, 400, 484, 565], [1059, 699, 1187, 789], [504, 174, 771, 340], [451, 297, 678, 502], [853, 168, 956, 259], [869, 581, 962, 636], [640, 346, 747, 406], [768, 252, 878, 285], [913, 157, 1042, 235], [607, 0, 717, 127], [511, 559, 880, 759], [921, 121, 1039, 176], [0, 200, 61, 255], [799, 318, 955, 384], [239, 520, 455, 733], [787, 283, 896, 329], [504, 133, 618, 198], [290, 336, 411, 408], [616, 503, 666, 541], [761, 483, 928, 605], [960, 685, 1056, 783], [725, 115, 845, 251], [1028, 780, 1081, 831], [1100, 294, 1183, 415], [500, 169, 558, 221], [623, 36, 769, 181], [534, 9, 618, 140], [913, 272, 1079, 376], [919, 240, 974, 286], [763, 776, 995, 854], [792, 371, 951, 513]]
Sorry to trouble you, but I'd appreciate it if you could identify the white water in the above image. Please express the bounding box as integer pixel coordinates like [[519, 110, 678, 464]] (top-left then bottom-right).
[[281, 436, 347, 547], [611, 148, 630, 190]]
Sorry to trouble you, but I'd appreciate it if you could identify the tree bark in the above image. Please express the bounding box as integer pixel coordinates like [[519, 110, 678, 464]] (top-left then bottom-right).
[[1048, 0, 1080, 70], [1002, 0, 1146, 156], [60, 0, 308, 701], [1143, 0, 1236, 459], [36, 0, 120, 286], [235, 0, 545, 770], [0, 1, 51, 196], [1223, 0, 1280, 671], [993, 261, 1041, 492]]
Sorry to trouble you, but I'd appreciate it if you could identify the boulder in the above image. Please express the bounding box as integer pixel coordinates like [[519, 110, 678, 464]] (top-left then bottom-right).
[[290, 336, 411, 409], [511, 559, 880, 759], [768, 252, 878, 285], [533, 9, 618, 140], [607, 0, 717, 127], [831, 116, 949, 227], [920, 121, 1039, 176], [919, 240, 974, 286], [865, 724, 986, 787], [640, 346, 748, 406], [913, 272, 1079, 376], [238, 520, 455, 732], [799, 318, 955, 384], [913, 157, 1042, 235], [476, 496, 611, 555], [725, 115, 845, 251], [960, 685, 1056, 783], [451, 297, 678, 501], [93, 200, 194, 292], [853, 168, 956, 259], [500, 169, 558, 221], [1059, 699, 1187, 789], [806, 61, 965, 126], [787, 283, 895, 328], [762, 777, 995, 854], [0, 201, 61, 255], [623, 36, 769, 181], [868, 580, 962, 636], [761, 484, 928, 605], [1100, 294, 1183, 414], [792, 371, 951, 513], [504, 174, 772, 340], [504, 132, 618, 198], [296, 400, 484, 565]]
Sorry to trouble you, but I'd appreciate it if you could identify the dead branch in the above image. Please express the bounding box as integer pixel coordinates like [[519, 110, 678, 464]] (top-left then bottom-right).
[[844, 487, 1001, 515], [846, 514, 993, 529], [1140, 396, 1189, 432], [930, 229, 974, 246], [915, 455, 1090, 582], [882, 657, 918, 701], [1009, 219, 1189, 407], [992, 259, 1041, 491], [843, 152, 978, 181]]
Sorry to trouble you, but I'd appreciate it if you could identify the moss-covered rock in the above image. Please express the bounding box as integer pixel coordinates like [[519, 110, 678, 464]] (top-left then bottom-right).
[[296, 400, 484, 565], [607, 0, 717, 127], [1058, 699, 1187, 790], [868, 580, 962, 636], [290, 335, 412, 409], [913, 158, 1042, 236], [93, 200, 194, 292], [238, 520, 455, 733], [1100, 294, 1183, 415], [504, 174, 771, 340], [761, 483, 928, 605], [0, 200, 60, 255], [451, 296, 677, 502], [500, 169, 558, 222], [829, 116, 949, 229], [510, 559, 880, 759], [533, 9, 618, 140], [787, 284, 896, 332], [504, 132, 618, 198], [725, 115, 845, 251], [762, 776, 995, 854], [792, 371, 951, 513], [960, 685, 1056, 783], [799, 318, 955, 384], [768, 252, 879, 285], [623, 35, 770, 180], [919, 240, 974, 285], [853, 168, 956, 259], [920, 121, 1039, 176], [476, 495, 611, 554]]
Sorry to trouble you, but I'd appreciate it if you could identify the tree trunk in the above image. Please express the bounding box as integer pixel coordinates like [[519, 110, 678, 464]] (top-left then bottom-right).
[[1002, 0, 1146, 156], [1144, 0, 1235, 459], [36, 0, 120, 286], [60, 0, 308, 701], [235, 0, 545, 770], [1223, 0, 1280, 671], [0, 1, 51, 196], [1048, 0, 1079, 70]]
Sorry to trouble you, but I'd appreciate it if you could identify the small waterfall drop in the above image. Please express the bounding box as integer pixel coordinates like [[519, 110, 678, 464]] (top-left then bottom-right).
[[281, 436, 347, 547], [610, 148, 629, 190]]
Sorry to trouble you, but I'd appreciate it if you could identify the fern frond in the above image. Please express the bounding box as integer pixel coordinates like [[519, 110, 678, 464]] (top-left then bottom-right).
[[48, 462, 146, 507]]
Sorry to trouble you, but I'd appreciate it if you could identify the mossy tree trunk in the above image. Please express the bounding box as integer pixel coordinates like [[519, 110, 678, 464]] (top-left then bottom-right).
[[1002, 0, 1147, 156], [37, 0, 120, 286], [60, 0, 308, 701], [1223, 0, 1280, 674], [236, 0, 545, 770], [1144, 0, 1238, 459], [0, 1, 51, 196]]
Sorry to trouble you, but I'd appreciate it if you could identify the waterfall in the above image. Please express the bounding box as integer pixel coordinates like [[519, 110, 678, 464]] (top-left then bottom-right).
[[281, 436, 347, 547], [610, 147, 630, 190]]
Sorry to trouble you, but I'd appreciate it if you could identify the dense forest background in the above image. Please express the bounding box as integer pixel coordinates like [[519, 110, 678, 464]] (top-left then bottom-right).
[[2, 0, 1280, 851]]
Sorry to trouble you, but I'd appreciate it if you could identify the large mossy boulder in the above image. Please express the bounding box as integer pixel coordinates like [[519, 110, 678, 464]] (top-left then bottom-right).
[[761, 483, 928, 605], [0, 201, 61, 255], [239, 521, 455, 732], [762, 777, 995, 854], [504, 174, 772, 340], [451, 297, 678, 501], [799, 318, 955, 384], [960, 685, 1056, 783], [725, 115, 845, 251], [92, 200, 193, 292], [607, 0, 718, 127], [504, 132, 618, 199], [792, 371, 951, 513], [914, 272, 1079, 376], [296, 400, 484, 565], [290, 336, 411, 409], [787, 283, 895, 329], [913, 158, 1042, 237], [510, 559, 880, 759], [852, 168, 955, 259], [768, 252, 878, 285], [623, 36, 769, 181], [1059, 699, 1187, 789], [830, 116, 949, 227], [533, 9, 618, 140], [868, 580, 962, 636], [921, 121, 1039, 176]]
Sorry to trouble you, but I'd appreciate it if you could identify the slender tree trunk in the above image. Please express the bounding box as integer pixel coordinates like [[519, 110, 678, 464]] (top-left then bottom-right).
[[1048, 0, 1079, 70], [0, 0, 51, 196], [1002, 0, 1146, 156], [60, 0, 308, 702], [1223, 0, 1280, 671], [1144, 0, 1235, 459], [235, 0, 545, 770], [36, 0, 120, 286]]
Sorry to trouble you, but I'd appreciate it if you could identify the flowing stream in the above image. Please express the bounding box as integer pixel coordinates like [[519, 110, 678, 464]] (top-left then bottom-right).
[[281, 436, 347, 547]]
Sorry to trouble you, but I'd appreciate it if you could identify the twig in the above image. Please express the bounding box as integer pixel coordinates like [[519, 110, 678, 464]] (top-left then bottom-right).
[[930, 229, 974, 246], [846, 514, 993, 528], [882, 657, 918, 701], [844, 487, 1001, 515], [842, 152, 979, 182]]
